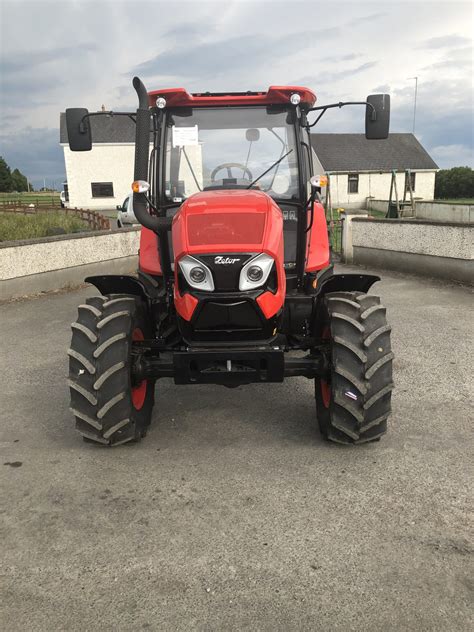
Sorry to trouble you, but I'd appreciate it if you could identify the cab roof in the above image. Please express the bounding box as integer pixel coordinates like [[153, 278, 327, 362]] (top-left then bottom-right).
[[147, 86, 316, 109]]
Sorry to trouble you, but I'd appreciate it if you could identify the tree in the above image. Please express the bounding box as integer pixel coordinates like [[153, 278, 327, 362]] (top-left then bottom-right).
[[435, 166, 474, 199], [11, 168, 29, 192], [0, 156, 13, 192]]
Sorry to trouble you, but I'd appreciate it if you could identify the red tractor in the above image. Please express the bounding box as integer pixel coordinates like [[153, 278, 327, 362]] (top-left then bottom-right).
[[65, 78, 393, 446]]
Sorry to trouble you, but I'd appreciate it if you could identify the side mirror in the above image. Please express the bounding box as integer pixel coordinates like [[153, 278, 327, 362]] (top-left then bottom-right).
[[365, 94, 390, 139], [116, 205, 122, 210], [246, 128, 260, 142], [65, 108, 92, 151]]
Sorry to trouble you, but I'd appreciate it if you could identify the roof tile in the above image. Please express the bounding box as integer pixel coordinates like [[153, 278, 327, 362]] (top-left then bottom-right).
[[311, 133, 438, 171]]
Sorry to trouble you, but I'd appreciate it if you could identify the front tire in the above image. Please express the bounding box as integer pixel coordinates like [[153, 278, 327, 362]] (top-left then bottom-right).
[[315, 291, 394, 444], [68, 295, 154, 446]]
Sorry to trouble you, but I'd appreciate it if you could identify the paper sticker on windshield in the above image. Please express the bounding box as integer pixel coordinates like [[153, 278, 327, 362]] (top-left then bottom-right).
[[172, 125, 198, 147]]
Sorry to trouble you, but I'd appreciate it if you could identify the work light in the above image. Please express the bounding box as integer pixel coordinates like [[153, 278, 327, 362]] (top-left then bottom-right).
[[290, 93, 301, 105], [155, 97, 167, 109]]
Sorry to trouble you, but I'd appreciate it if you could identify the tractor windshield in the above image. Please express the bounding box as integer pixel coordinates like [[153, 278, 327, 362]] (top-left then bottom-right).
[[164, 107, 299, 202]]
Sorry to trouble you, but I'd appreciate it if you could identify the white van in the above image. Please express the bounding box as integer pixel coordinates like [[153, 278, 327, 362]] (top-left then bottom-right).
[[116, 193, 137, 227]]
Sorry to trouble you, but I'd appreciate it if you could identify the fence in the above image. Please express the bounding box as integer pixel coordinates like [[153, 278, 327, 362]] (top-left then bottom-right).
[[328, 217, 343, 256], [0, 204, 110, 231]]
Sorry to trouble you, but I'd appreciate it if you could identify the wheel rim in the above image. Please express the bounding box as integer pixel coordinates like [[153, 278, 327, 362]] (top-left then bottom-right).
[[320, 325, 331, 408], [131, 328, 147, 410]]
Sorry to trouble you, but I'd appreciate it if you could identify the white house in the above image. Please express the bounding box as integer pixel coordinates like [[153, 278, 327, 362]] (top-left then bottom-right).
[[310, 133, 438, 209], [60, 113, 138, 210], [60, 113, 438, 211]]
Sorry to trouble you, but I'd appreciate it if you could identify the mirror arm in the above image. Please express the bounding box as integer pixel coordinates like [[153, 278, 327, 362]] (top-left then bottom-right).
[[307, 101, 376, 128], [305, 188, 321, 233], [307, 109, 328, 128]]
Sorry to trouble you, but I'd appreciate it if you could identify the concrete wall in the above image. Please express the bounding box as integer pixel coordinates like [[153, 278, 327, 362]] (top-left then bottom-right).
[[415, 201, 473, 224], [350, 217, 473, 284], [328, 171, 436, 209], [0, 227, 140, 300], [367, 199, 390, 213], [367, 200, 473, 224]]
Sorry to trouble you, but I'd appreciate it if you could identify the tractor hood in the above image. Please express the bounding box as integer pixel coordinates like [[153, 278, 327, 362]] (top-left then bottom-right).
[[172, 189, 284, 260]]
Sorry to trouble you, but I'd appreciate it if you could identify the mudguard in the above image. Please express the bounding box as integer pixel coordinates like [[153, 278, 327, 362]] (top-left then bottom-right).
[[316, 273, 380, 297], [85, 275, 151, 301]]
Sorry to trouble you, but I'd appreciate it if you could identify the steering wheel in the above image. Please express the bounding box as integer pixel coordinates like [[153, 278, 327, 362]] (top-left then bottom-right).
[[210, 162, 253, 183]]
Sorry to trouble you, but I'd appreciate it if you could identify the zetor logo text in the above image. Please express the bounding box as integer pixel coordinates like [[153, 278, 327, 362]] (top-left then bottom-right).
[[214, 256, 241, 265]]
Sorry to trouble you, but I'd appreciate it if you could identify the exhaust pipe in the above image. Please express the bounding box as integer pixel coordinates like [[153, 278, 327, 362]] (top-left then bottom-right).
[[132, 76, 173, 280], [132, 76, 170, 235]]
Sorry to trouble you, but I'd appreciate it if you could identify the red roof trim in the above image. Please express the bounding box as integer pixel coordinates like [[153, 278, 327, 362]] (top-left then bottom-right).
[[147, 86, 316, 108]]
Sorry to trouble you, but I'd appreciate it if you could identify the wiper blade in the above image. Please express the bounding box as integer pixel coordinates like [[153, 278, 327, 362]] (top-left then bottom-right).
[[246, 149, 293, 189]]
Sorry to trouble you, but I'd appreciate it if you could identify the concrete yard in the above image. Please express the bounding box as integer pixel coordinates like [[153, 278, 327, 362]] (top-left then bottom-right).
[[1, 265, 472, 631]]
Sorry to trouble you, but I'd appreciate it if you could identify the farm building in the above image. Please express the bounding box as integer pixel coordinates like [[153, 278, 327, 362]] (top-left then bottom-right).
[[311, 133, 438, 209], [60, 113, 438, 211], [60, 113, 137, 210]]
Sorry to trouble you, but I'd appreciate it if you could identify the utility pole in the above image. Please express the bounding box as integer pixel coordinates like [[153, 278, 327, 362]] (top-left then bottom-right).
[[408, 76, 418, 134]]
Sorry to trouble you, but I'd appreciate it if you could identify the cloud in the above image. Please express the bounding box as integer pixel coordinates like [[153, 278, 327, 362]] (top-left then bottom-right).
[[0, 0, 472, 184], [296, 62, 377, 88], [0, 128, 65, 187], [350, 12, 387, 26], [131, 28, 341, 82], [418, 34, 471, 49], [1, 44, 97, 74], [429, 144, 473, 168], [320, 53, 362, 63], [421, 44, 473, 71]]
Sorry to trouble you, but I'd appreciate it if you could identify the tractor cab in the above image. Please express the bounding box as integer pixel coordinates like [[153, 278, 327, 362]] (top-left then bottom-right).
[[139, 86, 326, 286]]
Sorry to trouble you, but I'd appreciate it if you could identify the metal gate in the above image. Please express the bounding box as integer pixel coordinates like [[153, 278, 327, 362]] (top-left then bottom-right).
[[323, 173, 343, 259]]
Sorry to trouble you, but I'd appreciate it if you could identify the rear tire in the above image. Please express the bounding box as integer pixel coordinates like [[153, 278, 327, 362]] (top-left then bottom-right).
[[315, 291, 394, 444], [68, 295, 155, 446]]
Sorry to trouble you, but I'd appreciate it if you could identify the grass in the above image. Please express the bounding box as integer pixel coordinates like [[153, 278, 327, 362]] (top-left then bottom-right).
[[367, 208, 386, 218], [0, 212, 89, 241]]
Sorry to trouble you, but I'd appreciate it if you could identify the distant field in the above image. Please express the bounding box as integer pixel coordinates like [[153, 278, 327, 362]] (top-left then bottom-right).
[[0, 211, 89, 241], [0, 192, 60, 205]]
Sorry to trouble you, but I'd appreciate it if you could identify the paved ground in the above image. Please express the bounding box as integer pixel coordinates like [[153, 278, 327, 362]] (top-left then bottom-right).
[[1, 265, 472, 631]]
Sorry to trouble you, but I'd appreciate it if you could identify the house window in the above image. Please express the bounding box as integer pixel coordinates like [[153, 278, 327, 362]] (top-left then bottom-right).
[[405, 172, 416, 192], [91, 182, 114, 198], [348, 173, 359, 194]]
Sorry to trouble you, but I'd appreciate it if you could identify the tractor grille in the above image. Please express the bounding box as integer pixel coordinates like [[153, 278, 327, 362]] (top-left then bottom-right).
[[193, 299, 263, 332], [196, 254, 254, 291], [187, 213, 266, 246]]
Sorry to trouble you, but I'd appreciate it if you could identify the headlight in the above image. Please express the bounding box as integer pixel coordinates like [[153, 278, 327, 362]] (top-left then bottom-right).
[[239, 253, 274, 291], [190, 266, 206, 283], [178, 255, 214, 291], [247, 265, 263, 282]]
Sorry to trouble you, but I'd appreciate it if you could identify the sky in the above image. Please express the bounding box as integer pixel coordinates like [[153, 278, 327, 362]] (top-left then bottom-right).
[[0, 0, 472, 189]]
